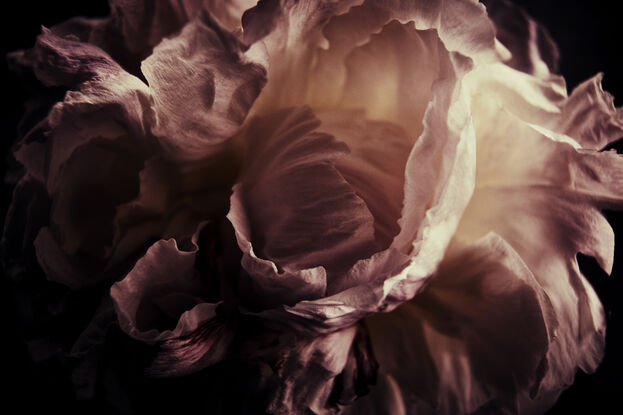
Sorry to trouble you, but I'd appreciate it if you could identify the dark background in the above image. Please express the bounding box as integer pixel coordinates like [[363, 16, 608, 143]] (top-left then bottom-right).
[[1, 1, 621, 413]]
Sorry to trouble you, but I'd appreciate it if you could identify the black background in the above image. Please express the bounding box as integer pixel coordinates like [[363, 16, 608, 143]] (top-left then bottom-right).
[[1, 1, 621, 414]]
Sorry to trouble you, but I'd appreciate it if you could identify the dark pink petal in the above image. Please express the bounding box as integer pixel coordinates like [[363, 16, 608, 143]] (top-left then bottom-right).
[[56, 0, 255, 73], [111, 225, 230, 347], [317, 110, 411, 255], [142, 12, 267, 159], [228, 106, 377, 309]]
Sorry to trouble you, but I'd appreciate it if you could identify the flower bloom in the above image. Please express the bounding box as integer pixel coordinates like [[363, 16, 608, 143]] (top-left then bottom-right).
[[5, 0, 623, 413]]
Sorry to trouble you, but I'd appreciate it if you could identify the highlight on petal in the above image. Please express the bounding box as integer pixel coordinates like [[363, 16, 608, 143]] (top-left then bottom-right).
[[142, 11, 267, 159], [245, 0, 502, 114], [357, 233, 552, 414], [456, 91, 623, 410], [247, 44, 478, 334]]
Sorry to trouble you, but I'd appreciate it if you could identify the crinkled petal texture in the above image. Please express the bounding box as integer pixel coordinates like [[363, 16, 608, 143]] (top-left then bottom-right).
[[6, 11, 264, 288], [46, 0, 255, 74]]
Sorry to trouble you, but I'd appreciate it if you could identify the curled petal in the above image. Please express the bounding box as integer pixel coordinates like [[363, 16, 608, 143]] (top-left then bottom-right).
[[111, 225, 224, 344], [316, 110, 411, 257], [53, 0, 254, 74], [556, 74, 623, 150], [228, 106, 377, 309], [142, 12, 267, 160]]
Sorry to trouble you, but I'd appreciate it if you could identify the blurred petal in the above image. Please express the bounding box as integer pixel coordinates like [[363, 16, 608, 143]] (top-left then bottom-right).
[[362, 233, 552, 414], [456, 92, 623, 409], [556, 74, 623, 150], [142, 12, 267, 159], [483, 0, 559, 77], [257, 326, 358, 414], [228, 106, 377, 309]]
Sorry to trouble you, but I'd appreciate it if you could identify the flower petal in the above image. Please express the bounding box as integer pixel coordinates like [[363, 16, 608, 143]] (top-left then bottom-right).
[[556, 74, 623, 150], [337, 22, 443, 138], [141, 12, 267, 159], [247, 41, 478, 335], [228, 106, 377, 309], [251, 326, 358, 414], [111, 224, 229, 348], [56, 0, 255, 74], [360, 233, 552, 414], [316, 110, 411, 255], [456, 91, 623, 408]]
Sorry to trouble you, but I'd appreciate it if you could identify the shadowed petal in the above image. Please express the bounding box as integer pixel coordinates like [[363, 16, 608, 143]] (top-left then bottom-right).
[[142, 12, 267, 160], [228, 106, 377, 309], [360, 233, 552, 414], [111, 224, 230, 347]]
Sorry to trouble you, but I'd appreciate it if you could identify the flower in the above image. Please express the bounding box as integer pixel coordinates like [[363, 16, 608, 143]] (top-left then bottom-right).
[[4, 0, 623, 414]]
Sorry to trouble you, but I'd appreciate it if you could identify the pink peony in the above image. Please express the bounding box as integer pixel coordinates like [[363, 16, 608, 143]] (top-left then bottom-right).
[[4, 0, 622, 413]]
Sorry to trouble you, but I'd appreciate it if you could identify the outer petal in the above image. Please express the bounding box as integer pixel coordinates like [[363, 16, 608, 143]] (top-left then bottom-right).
[[466, 63, 622, 151], [50, 0, 256, 74], [141, 12, 267, 160], [350, 233, 552, 415], [10, 28, 156, 289], [555, 74, 623, 150], [228, 106, 377, 309], [456, 92, 623, 411]]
